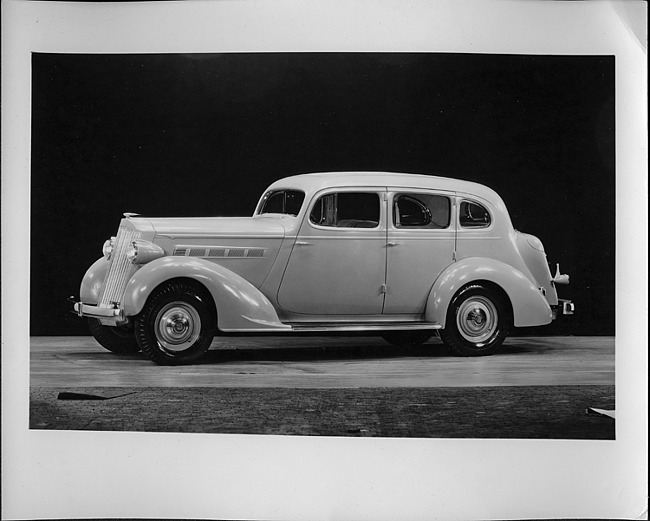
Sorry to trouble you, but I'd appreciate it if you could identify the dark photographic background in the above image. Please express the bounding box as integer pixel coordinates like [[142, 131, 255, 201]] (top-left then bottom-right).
[[31, 53, 614, 336]]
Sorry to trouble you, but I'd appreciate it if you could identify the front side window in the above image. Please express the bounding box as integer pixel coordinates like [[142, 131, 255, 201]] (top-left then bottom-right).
[[393, 193, 451, 229], [310, 192, 380, 228], [259, 190, 305, 216], [460, 200, 491, 228]]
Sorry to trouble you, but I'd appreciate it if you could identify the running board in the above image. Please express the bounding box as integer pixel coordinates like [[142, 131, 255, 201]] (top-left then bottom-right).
[[288, 322, 442, 333]]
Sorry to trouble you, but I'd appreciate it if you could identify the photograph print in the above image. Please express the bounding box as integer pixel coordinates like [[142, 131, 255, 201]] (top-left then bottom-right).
[[30, 51, 615, 440]]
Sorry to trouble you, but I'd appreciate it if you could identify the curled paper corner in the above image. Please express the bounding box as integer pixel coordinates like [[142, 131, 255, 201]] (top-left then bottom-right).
[[612, 0, 647, 53], [586, 407, 616, 419]]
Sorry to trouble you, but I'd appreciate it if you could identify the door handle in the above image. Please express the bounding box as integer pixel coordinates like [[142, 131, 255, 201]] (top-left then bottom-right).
[[387, 242, 400, 247], [295, 241, 312, 246]]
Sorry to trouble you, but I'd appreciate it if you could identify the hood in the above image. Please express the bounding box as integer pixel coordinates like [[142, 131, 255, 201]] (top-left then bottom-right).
[[129, 215, 289, 239]]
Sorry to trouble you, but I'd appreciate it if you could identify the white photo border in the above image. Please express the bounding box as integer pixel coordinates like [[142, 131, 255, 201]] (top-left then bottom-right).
[[2, 1, 647, 519]]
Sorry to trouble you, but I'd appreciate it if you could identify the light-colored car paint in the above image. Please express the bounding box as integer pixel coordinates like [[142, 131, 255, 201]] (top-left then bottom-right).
[[76, 171, 569, 334], [277, 185, 388, 315], [384, 189, 456, 314], [79, 257, 111, 305], [122, 256, 290, 331], [425, 257, 553, 328]]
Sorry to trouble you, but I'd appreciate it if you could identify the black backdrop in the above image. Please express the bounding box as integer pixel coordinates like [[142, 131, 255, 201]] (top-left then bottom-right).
[[31, 53, 614, 336]]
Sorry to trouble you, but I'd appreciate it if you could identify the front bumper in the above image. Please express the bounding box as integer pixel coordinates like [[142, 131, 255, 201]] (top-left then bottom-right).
[[71, 299, 126, 325]]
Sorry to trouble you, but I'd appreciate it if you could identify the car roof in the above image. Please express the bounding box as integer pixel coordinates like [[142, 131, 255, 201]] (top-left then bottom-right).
[[266, 171, 502, 203]]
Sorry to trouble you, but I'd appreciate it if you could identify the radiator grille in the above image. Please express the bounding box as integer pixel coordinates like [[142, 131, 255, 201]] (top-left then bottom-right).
[[99, 225, 141, 308]]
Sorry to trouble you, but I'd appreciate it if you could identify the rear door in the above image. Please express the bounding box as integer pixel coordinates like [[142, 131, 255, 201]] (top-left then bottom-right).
[[383, 189, 456, 314]]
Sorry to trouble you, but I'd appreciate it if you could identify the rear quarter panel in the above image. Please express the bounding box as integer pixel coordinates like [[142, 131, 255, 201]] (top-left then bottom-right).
[[436, 192, 552, 327], [426, 257, 553, 328]]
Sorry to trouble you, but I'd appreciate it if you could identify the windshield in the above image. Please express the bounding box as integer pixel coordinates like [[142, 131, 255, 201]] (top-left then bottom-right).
[[258, 190, 305, 216]]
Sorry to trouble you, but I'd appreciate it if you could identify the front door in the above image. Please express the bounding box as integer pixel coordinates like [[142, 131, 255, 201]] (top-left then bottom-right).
[[277, 189, 387, 315], [383, 189, 456, 314]]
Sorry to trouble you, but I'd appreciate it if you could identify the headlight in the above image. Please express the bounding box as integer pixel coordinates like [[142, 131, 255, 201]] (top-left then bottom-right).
[[102, 237, 116, 260], [126, 239, 165, 264], [125, 243, 138, 263]]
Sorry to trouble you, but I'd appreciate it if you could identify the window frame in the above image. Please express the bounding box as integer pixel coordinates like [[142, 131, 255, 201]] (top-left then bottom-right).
[[306, 189, 384, 231], [391, 192, 452, 230], [458, 198, 493, 229], [257, 189, 306, 217]]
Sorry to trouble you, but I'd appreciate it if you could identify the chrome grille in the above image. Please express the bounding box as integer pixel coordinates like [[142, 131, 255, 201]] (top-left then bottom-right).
[[99, 225, 141, 308]]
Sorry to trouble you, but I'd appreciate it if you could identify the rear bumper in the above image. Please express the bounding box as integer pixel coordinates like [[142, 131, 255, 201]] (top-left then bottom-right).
[[552, 299, 574, 319]]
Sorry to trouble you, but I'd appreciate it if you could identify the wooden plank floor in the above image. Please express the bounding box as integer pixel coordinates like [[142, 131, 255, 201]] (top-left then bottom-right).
[[30, 335, 615, 388]]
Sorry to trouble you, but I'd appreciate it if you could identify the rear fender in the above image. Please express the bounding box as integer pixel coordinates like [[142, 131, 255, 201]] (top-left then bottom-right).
[[425, 257, 552, 328], [122, 257, 290, 332]]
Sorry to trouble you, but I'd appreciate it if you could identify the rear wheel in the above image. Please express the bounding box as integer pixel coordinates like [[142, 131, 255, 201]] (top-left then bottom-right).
[[87, 318, 139, 354], [439, 284, 509, 356], [136, 281, 215, 365]]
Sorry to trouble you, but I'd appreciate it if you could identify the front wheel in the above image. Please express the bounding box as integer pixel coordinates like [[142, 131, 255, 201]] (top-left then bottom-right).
[[135, 281, 215, 365], [439, 285, 510, 356], [88, 318, 139, 354]]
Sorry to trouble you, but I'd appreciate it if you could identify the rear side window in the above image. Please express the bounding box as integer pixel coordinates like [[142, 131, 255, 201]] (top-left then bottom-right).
[[310, 192, 380, 228], [393, 193, 451, 229], [259, 190, 305, 216], [460, 200, 491, 228]]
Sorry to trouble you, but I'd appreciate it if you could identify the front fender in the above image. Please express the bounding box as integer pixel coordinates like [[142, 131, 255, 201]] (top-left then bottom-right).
[[122, 257, 290, 332], [425, 257, 552, 328], [79, 257, 110, 305]]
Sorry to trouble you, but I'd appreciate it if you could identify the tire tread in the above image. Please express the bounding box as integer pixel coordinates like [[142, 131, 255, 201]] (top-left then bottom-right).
[[439, 284, 510, 357], [136, 281, 215, 365], [88, 318, 139, 354]]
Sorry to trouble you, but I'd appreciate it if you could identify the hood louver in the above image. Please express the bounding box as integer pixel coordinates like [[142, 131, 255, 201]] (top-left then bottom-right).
[[173, 246, 266, 259]]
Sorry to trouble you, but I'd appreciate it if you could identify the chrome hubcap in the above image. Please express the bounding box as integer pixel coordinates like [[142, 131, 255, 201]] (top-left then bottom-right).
[[155, 302, 201, 352], [456, 296, 498, 345]]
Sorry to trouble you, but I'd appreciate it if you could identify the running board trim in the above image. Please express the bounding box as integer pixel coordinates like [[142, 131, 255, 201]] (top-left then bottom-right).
[[287, 322, 442, 333], [219, 322, 442, 334]]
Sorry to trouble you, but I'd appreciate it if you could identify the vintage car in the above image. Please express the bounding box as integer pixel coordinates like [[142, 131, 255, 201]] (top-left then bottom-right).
[[73, 172, 573, 365]]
